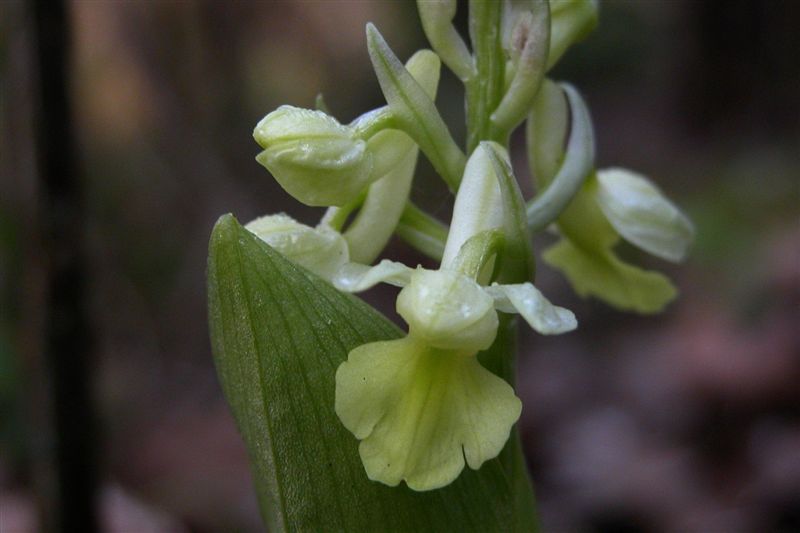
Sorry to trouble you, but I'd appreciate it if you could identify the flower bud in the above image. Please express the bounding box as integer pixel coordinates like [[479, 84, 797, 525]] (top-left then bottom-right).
[[254, 106, 374, 207], [396, 269, 498, 351], [245, 213, 348, 280], [493, 2, 549, 134]]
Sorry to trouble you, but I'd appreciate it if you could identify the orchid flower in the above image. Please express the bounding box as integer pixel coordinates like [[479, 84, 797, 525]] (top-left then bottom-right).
[[332, 143, 576, 491], [246, 50, 442, 271], [527, 80, 694, 313]]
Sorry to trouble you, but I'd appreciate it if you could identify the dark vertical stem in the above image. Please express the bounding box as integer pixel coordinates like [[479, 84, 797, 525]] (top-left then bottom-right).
[[31, 0, 99, 531]]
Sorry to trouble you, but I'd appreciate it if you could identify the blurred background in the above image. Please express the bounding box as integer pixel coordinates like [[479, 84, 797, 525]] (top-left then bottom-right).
[[1, 1, 798, 531]]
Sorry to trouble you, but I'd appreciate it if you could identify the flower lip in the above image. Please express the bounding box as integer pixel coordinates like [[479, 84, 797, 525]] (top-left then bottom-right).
[[335, 336, 522, 491]]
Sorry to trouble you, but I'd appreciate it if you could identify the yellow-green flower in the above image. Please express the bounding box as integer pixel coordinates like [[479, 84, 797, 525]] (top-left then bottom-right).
[[254, 106, 374, 207], [333, 262, 575, 491], [253, 49, 442, 269], [528, 81, 694, 313], [332, 141, 576, 491], [336, 336, 518, 491], [543, 169, 693, 313]]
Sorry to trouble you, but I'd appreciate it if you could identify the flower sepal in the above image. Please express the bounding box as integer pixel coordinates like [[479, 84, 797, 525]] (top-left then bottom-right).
[[595, 167, 694, 263], [245, 213, 348, 281]]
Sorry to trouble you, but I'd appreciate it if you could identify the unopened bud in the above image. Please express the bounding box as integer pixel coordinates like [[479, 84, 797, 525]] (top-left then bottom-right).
[[254, 106, 374, 207]]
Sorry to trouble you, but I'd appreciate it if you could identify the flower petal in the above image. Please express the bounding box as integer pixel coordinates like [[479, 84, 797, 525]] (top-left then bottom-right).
[[440, 144, 504, 268], [595, 167, 694, 263], [335, 337, 521, 491], [256, 139, 373, 207], [253, 105, 349, 147], [245, 213, 348, 281], [332, 259, 413, 292], [486, 282, 577, 334], [366, 23, 465, 191]]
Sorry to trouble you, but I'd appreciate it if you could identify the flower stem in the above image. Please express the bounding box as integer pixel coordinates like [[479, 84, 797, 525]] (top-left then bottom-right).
[[478, 315, 539, 532], [320, 190, 367, 232], [396, 202, 448, 261], [466, 0, 505, 152]]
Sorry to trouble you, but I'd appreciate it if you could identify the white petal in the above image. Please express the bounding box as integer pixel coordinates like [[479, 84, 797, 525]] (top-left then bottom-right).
[[487, 282, 577, 335], [595, 168, 694, 263], [245, 213, 348, 281], [332, 259, 413, 293]]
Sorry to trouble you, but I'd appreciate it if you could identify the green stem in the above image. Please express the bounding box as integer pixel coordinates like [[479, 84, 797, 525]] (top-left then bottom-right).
[[349, 106, 396, 140], [466, 0, 506, 152], [396, 203, 448, 261], [320, 190, 367, 232], [478, 316, 538, 532]]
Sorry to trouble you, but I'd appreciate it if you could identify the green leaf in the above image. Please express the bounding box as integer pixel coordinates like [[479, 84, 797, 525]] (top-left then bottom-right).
[[208, 214, 536, 532]]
